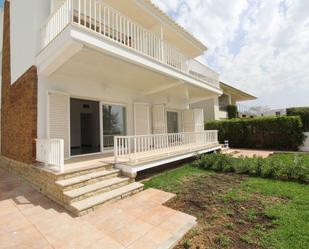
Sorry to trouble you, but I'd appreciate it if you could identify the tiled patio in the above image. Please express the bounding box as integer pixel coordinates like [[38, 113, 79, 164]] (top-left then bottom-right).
[[222, 148, 274, 158], [0, 168, 196, 249]]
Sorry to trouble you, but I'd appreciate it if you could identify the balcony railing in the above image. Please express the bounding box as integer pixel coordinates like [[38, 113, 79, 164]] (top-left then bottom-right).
[[41, 0, 219, 88], [114, 130, 219, 164]]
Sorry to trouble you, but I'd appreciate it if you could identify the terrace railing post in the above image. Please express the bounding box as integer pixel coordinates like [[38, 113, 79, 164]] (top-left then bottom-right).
[[134, 137, 137, 163], [59, 139, 64, 173], [114, 136, 118, 163]]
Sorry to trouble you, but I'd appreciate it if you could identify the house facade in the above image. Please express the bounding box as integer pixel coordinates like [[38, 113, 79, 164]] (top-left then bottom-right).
[[191, 81, 257, 121], [0, 0, 253, 215]]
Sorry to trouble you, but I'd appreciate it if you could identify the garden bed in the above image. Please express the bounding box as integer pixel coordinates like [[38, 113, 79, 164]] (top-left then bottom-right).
[[144, 163, 309, 249]]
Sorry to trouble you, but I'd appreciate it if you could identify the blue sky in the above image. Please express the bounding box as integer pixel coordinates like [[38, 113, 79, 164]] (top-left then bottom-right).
[[0, 0, 3, 8], [152, 0, 309, 109]]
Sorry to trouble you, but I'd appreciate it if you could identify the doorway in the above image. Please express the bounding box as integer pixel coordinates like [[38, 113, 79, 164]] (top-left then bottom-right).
[[70, 98, 101, 156], [167, 111, 179, 134]]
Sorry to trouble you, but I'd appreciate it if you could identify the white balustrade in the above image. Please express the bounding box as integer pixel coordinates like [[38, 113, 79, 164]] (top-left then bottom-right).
[[41, 0, 219, 87], [114, 130, 219, 163], [36, 139, 64, 173]]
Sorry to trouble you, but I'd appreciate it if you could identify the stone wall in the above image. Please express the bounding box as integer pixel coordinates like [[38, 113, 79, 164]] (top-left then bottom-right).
[[1, 1, 38, 164], [0, 155, 69, 210]]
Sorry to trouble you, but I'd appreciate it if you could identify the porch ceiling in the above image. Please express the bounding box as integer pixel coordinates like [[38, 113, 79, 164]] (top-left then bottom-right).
[[52, 47, 217, 102]]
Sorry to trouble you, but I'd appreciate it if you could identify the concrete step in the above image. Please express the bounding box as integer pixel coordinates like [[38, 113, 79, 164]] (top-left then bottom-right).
[[71, 182, 144, 216], [56, 163, 114, 180], [55, 169, 120, 191], [63, 176, 131, 203]]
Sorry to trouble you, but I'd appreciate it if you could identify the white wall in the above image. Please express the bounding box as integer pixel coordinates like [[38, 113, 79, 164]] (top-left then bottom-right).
[[10, 0, 50, 84], [37, 74, 189, 140], [190, 97, 220, 122]]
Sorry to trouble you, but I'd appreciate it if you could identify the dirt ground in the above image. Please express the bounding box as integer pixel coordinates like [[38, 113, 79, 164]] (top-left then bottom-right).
[[164, 173, 281, 249]]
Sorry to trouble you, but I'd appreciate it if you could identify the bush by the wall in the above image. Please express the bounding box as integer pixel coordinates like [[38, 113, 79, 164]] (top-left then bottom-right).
[[205, 116, 305, 151], [193, 153, 309, 183], [287, 107, 309, 132], [227, 105, 238, 119]]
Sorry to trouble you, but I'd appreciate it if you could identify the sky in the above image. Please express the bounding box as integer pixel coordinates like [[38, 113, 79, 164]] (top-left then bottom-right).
[[151, 0, 309, 109]]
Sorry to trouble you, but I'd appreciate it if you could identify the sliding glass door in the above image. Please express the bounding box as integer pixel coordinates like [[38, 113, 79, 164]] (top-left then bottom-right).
[[102, 104, 126, 149]]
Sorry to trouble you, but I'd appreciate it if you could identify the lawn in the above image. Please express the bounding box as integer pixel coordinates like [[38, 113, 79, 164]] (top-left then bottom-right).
[[144, 161, 309, 249]]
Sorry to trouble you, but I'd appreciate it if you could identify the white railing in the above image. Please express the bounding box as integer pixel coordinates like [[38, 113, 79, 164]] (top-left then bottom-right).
[[42, 0, 73, 48], [114, 130, 218, 163], [36, 139, 64, 173], [41, 0, 219, 88], [188, 59, 220, 88]]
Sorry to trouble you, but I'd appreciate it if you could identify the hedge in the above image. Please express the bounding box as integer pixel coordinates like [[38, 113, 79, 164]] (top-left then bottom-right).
[[205, 116, 305, 151], [193, 153, 309, 183], [287, 107, 309, 132], [227, 105, 238, 119]]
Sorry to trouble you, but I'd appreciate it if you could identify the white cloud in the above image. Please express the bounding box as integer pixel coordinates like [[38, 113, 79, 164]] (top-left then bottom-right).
[[151, 0, 309, 108]]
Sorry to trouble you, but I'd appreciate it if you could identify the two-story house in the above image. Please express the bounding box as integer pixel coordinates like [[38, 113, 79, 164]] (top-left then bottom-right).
[[0, 0, 254, 215]]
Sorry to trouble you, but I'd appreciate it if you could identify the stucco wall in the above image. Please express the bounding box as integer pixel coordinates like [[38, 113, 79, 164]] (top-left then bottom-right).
[[190, 97, 220, 122], [1, 1, 38, 163], [10, 0, 49, 84]]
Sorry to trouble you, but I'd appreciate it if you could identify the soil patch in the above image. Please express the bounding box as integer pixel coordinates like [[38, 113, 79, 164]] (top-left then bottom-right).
[[164, 173, 281, 249]]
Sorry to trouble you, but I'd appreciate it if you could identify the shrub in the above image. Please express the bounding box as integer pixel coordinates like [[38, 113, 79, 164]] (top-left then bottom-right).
[[287, 107, 309, 131], [194, 153, 309, 183], [227, 105, 238, 119], [205, 116, 305, 151]]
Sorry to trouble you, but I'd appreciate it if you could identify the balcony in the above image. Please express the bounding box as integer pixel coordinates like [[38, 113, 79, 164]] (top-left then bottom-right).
[[41, 0, 219, 89]]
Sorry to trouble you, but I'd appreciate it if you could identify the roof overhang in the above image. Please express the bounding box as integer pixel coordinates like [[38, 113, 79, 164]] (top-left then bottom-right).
[[220, 82, 257, 102], [134, 0, 208, 56]]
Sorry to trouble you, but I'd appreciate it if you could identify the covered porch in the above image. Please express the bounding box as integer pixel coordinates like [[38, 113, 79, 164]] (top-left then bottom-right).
[[36, 25, 222, 174]]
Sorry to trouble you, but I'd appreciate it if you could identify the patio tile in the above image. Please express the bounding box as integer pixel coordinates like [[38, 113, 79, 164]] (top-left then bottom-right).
[[0, 168, 196, 249], [126, 236, 159, 249], [143, 226, 174, 244], [139, 206, 175, 226], [85, 235, 124, 249], [109, 219, 154, 247]]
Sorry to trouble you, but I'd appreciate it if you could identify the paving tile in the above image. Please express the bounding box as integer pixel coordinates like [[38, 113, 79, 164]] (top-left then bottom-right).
[[143, 226, 174, 245], [139, 206, 175, 226], [0, 169, 196, 249], [109, 219, 153, 247], [85, 234, 124, 249], [126, 236, 159, 249]]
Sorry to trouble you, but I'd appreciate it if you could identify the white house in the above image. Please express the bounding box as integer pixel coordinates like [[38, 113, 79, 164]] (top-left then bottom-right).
[[0, 0, 255, 215]]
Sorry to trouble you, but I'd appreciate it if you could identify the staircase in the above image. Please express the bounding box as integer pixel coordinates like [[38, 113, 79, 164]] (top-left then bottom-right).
[[53, 164, 143, 216]]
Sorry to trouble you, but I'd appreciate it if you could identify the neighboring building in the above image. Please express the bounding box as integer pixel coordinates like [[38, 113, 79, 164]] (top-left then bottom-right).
[[260, 108, 287, 117], [191, 81, 257, 121], [0, 0, 253, 215]]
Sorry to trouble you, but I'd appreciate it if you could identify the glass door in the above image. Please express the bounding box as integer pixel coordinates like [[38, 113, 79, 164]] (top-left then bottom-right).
[[167, 111, 179, 134], [102, 104, 126, 150]]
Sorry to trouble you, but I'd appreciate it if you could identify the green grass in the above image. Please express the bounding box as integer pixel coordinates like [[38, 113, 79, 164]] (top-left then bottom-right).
[[271, 153, 309, 164], [144, 164, 309, 249], [239, 178, 309, 249], [143, 164, 205, 192]]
